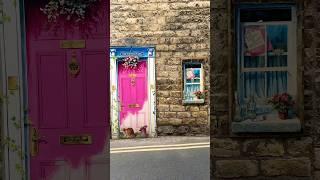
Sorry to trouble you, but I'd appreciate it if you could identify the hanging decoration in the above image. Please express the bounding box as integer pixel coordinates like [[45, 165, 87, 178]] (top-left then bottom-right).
[[244, 26, 273, 57], [186, 68, 195, 80], [40, 0, 99, 23], [122, 56, 139, 69]]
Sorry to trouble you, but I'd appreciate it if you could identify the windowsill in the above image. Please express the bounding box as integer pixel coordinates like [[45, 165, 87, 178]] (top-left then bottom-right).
[[231, 114, 301, 133], [182, 99, 205, 105]]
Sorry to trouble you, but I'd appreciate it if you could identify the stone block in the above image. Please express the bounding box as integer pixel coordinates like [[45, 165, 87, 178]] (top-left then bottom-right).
[[163, 112, 176, 118], [170, 105, 185, 112], [243, 139, 284, 157], [314, 148, 320, 169], [157, 126, 175, 135], [215, 160, 259, 178], [177, 126, 190, 135], [157, 104, 170, 112], [261, 158, 311, 177], [177, 112, 191, 118], [211, 138, 240, 157], [287, 137, 313, 156]]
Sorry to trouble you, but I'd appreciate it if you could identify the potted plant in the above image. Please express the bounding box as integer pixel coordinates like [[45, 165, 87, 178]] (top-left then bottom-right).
[[193, 90, 208, 99], [268, 93, 295, 120]]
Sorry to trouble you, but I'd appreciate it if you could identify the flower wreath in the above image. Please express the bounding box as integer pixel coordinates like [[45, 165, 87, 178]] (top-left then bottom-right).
[[40, 0, 99, 23], [122, 56, 139, 69]]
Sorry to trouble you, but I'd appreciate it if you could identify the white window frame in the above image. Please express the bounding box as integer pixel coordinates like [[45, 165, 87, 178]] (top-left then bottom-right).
[[182, 62, 204, 104]]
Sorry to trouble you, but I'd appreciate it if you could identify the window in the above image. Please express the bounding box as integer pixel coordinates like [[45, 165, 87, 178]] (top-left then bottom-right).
[[182, 61, 204, 104], [232, 6, 301, 133], [238, 6, 297, 112]]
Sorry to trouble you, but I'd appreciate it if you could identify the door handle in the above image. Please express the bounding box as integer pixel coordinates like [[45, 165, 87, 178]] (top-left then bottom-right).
[[30, 127, 47, 157]]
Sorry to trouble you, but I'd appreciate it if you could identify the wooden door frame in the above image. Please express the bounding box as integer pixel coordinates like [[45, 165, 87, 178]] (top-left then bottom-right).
[[110, 46, 157, 139], [1, 0, 28, 179]]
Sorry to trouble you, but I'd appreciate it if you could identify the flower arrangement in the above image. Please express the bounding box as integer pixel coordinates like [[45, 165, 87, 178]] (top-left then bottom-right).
[[268, 93, 295, 120], [193, 90, 208, 99], [122, 56, 139, 69], [40, 0, 99, 23]]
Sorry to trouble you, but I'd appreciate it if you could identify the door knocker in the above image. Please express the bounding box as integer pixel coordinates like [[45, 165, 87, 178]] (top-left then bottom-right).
[[69, 51, 80, 78]]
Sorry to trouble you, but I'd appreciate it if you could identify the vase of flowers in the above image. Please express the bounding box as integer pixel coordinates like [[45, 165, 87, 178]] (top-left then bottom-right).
[[122, 56, 139, 69], [193, 90, 208, 99], [268, 93, 295, 120]]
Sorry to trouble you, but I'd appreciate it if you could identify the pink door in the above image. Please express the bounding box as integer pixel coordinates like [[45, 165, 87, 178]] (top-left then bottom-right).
[[26, 1, 109, 180], [118, 61, 149, 135]]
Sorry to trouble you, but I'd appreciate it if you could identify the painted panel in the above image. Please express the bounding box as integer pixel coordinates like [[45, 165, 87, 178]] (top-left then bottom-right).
[[39, 161, 69, 180], [38, 53, 68, 129], [82, 52, 108, 127]]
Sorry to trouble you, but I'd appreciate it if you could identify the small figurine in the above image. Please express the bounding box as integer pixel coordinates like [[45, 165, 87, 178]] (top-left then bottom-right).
[[122, 128, 136, 138], [139, 125, 148, 138], [247, 95, 257, 120]]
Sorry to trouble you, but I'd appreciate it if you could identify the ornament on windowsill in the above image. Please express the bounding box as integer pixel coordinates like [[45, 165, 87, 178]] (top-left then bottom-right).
[[122, 56, 139, 69]]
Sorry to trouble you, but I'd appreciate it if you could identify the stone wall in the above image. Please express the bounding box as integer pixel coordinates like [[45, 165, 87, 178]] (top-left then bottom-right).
[[111, 0, 210, 136], [211, 0, 320, 179]]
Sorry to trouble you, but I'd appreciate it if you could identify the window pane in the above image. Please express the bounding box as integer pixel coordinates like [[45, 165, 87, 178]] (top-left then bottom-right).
[[244, 56, 265, 68], [244, 26, 266, 57], [267, 55, 287, 67], [184, 84, 200, 100], [185, 68, 201, 83], [267, 25, 288, 52], [266, 71, 288, 97], [243, 72, 265, 98], [240, 8, 292, 22]]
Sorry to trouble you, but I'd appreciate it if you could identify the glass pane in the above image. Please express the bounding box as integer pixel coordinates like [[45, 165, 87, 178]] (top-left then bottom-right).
[[266, 71, 288, 97], [244, 56, 265, 68], [240, 8, 292, 22], [184, 84, 200, 100], [267, 25, 288, 52], [243, 72, 265, 98], [244, 25, 266, 57], [267, 55, 287, 67], [185, 68, 201, 83]]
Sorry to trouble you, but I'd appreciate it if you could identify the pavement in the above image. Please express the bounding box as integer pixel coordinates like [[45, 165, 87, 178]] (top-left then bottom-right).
[[110, 136, 210, 180]]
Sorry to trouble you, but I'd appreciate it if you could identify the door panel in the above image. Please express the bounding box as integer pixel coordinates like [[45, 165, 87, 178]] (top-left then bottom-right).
[[38, 53, 68, 129], [39, 161, 69, 180], [82, 51, 109, 127], [26, 1, 109, 180], [118, 61, 149, 134]]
